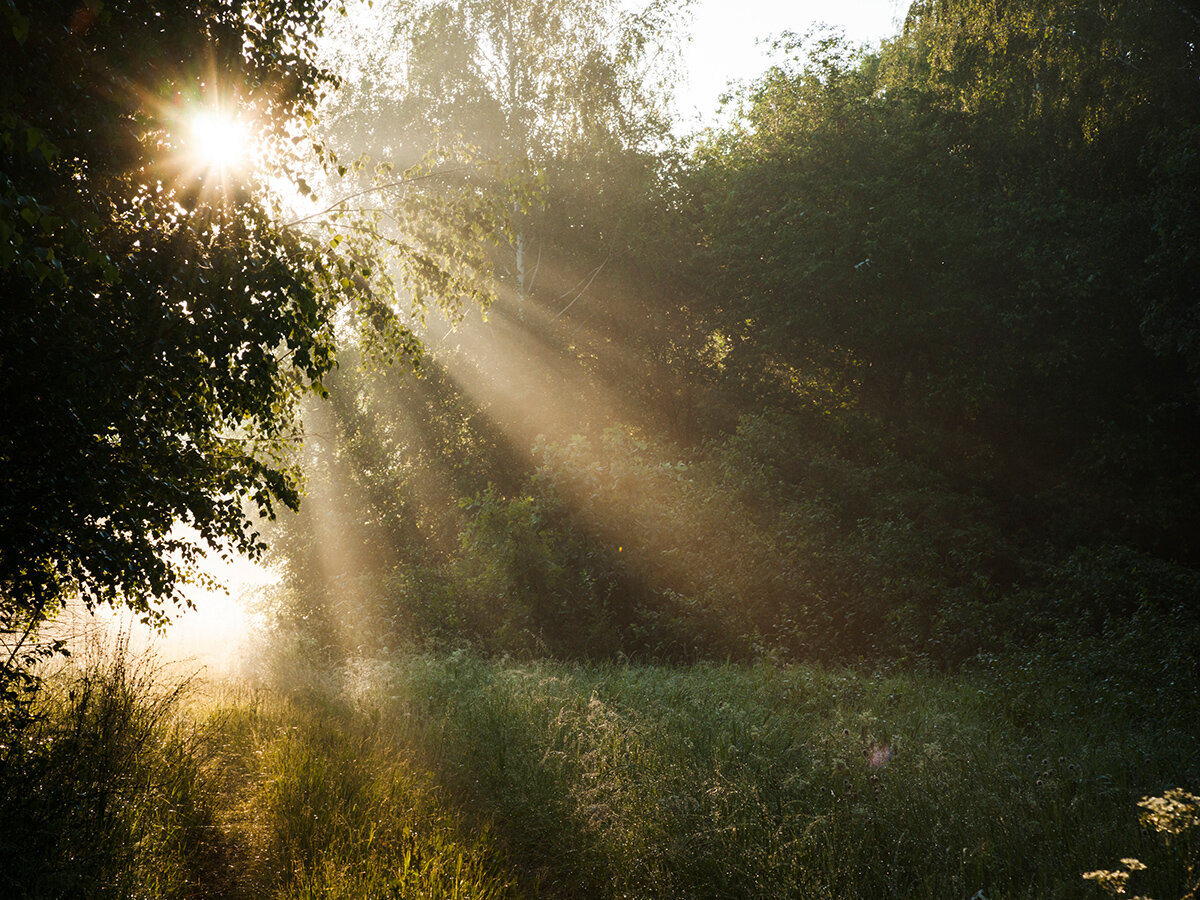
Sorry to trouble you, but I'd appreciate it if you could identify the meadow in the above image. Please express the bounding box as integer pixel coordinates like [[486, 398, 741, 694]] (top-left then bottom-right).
[[3, 614, 1196, 899]]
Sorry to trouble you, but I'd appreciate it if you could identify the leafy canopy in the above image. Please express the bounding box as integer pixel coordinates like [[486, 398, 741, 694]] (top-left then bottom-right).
[[0, 0, 373, 661]]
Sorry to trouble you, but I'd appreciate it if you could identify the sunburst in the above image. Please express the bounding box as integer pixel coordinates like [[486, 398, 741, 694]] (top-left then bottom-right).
[[186, 106, 252, 175]]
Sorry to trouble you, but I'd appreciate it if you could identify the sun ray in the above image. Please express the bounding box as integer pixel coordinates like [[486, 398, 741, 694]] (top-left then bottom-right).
[[411, 267, 788, 617]]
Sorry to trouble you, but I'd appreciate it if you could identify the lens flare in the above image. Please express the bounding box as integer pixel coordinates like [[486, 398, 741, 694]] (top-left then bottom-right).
[[188, 108, 250, 173]]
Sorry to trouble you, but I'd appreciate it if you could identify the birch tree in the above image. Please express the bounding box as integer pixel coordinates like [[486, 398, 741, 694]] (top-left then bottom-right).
[[321, 0, 685, 316]]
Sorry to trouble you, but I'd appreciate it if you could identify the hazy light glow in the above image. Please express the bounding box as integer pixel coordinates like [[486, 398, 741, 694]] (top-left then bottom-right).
[[47, 531, 277, 677], [187, 108, 252, 174], [165, 548, 274, 671]]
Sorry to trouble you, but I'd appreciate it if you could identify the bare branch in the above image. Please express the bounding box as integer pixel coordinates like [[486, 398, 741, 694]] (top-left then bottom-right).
[[554, 251, 612, 319], [279, 168, 471, 228]]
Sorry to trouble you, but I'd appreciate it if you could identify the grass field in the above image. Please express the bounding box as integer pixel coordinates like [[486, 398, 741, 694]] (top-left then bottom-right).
[[2, 617, 1197, 899]]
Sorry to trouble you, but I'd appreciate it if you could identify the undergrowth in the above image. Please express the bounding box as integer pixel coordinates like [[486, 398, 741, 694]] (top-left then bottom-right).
[[1, 621, 1196, 899], [0, 641, 526, 900], [0, 640, 231, 899]]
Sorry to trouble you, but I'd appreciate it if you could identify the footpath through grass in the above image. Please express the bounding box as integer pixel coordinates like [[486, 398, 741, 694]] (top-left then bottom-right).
[[2, 624, 1197, 898]]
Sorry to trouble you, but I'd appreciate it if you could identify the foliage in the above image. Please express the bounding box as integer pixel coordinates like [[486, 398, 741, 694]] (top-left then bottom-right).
[[0, 0, 379, 679], [316, 0, 687, 330], [259, 0, 701, 660], [266, 392, 1200, 668], [691, 13, 1199, 443], [324, 0, 681, 162]]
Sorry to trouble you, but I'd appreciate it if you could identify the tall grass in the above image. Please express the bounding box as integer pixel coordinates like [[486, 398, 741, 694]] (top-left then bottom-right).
[[0, 639, 527, 899], [300, 634, 1197, 900], [207, 687, 527, 899], [0, 638, 232, 899], [3, 616, 1196, 898]]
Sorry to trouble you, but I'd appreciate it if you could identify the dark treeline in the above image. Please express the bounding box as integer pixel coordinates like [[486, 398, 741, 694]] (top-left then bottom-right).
[[265, 0, 1200, 670]]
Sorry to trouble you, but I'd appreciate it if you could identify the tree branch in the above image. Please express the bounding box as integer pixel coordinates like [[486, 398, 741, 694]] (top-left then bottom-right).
[[279, 168, 471, 228], [554, 251, 612, 319]]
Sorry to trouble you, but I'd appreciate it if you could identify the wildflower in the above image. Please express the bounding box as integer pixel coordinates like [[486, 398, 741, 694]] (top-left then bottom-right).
[[1138, 788, 1200, 835], [1082, 864, 1135, 896]]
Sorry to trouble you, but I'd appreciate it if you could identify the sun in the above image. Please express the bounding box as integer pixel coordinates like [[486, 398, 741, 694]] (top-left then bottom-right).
[[186, 107, 251, 174]]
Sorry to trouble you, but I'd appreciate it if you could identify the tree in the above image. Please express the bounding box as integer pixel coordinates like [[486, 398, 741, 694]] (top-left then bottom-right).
[[0, 0, 373, 686], [320, 0, 684, 315], [682, 0, 1200, 647]]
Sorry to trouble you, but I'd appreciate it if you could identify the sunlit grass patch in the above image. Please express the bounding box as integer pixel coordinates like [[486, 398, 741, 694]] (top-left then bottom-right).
[[0, 642, 529, 900], [0, 641, 234, 899], [203, 683, 528, 900]]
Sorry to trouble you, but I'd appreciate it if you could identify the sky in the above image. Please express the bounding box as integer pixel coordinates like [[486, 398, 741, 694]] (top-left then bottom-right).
[[676, 0, 908, 127]]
